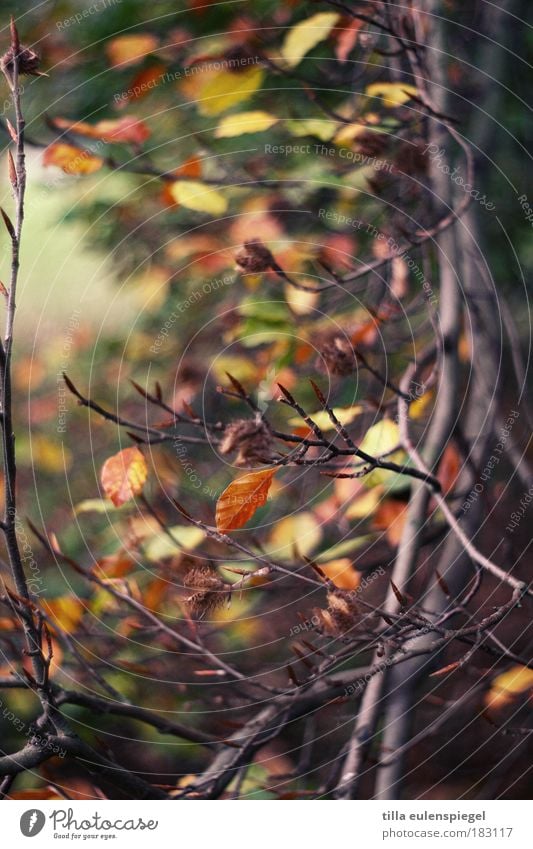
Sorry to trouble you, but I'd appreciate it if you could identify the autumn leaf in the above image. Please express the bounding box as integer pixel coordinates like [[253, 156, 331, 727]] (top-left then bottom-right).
[[366, 82, 418, 108], [215, 111, 279, 138], [95, 550, 136, 578], [186, 66, 264, 116], [106, 33, 158, 68], [216, 468, 276, 533], [335, 18, 363, 63], [115, 64, 166, 107], [358, 419, 408, 489], [320, 558, 360, 590], [43, 596, 84, 633], [284, 283, 320, 316], [281, 13, 340, 68], [161, 157, 202, 206], [42, 143, 103, 175], [286, 118, 337, 141], [51, 116, 150, 145], [345, 486, 384, 520], [484, 666, 533, 711], [288, 405, 363, 430], [268, 512, 322, 559], [437, 442, 461, 495], [168, 180, 227, 215], [372, 498, 408, 547], [101, 446, 148, 507]]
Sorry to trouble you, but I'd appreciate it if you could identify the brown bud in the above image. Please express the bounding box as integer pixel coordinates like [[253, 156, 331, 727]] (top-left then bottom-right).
[[7, 150, 17, 189], [235, 239, 274, 274], [184, 566, 231, 619], [6, 119, 17, 143], [1, 44, 42, 77], [219, 415, 273, 466], [315, 590, 359, 638], [319, 336, 357, 377]]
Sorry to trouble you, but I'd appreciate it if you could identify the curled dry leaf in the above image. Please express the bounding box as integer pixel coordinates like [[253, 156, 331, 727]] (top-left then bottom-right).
[[216, 467, 276, 533], [101, 446, 148, 507]]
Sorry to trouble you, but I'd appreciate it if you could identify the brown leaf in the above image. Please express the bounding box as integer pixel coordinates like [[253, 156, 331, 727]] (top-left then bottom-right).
[[101, 447, 148, 507], [216, 468, 275, 533]]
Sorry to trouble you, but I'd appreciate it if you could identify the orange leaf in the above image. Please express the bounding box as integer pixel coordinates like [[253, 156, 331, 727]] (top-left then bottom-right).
[[216, 468, 275, 533], [43, 143, 103, 175], [106, 33, 158, 68], [95, 549, 135, 578], [320, 558, 360, 590], [437, 443, 461, 495], [335, 18, 363, 63], [101, 447, 148, 507], [161, 157, 203, 206], [43, 596, 84, 633], [372, 498, 408, 547], [52, 116, 150, 145], [115, 64, 167, 107]]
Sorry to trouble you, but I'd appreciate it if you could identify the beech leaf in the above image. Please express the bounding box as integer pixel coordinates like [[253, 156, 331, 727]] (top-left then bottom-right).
[[281, 13, 340, 68], [216, 468, 275, 533], [101, 447, 148, 507]]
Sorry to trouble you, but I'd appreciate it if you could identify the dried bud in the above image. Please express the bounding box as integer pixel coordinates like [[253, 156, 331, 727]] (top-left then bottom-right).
[[219, 415, 273, 466], [314, 590, 359, 638], [7, 150, 17, 189], [1, 44, 42, 77], [235, 239, 274, 274], [184, 566, 230, 619], [319, 336, 357, 377]]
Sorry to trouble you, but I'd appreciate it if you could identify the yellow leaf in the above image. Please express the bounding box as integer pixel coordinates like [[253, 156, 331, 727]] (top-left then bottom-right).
[[31, 435, 72, 473], [169, 181, 227, 215], [216, 468, 276, 533], [284, 282, 320, 315], [106, 33, 158, 68], [410, 389, 434, 419], [281, 12, 340, 68], [288, 405, 364, 431], [366, 82, 418, 108], [345, 486, 384, 520], [485, 665, 533, 711], [101, 447, 148, 507], [286, 118, 338, 141], [358, 418, 407, 487], [144, 526, 205, 561], [44, 596, 84, 633], [196, 66, 264, 116], [334, 123, 373, 145], [268, 512, 322, 559], [320, 558, 360, 590], [42, 143, 103, 175], [215, 111, 278, 137]]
